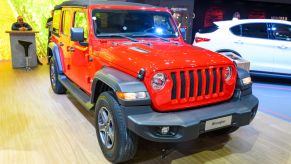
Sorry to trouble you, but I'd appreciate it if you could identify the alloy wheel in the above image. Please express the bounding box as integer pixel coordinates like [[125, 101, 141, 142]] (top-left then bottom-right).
[[98, 106, 115, 149]]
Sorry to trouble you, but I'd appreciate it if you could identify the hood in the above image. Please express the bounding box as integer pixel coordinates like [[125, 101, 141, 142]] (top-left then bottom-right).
[[98, 42, 234, 77]]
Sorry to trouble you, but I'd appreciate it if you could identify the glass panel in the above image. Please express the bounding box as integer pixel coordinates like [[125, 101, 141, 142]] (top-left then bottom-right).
[[62, 10, 72, 35], [74, 12, 88, 40], [53, 10, 61, 34], [242, 23, 268, 39], [271, 23, 291, 41], [230, 25, 241, 36], [92, 10, 178, 38]]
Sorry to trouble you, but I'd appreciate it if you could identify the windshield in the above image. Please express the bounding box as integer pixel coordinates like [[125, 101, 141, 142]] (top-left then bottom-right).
[[92, 10, 179, 38]]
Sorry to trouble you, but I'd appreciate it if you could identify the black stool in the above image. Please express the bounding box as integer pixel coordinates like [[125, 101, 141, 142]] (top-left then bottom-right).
[[18, 40, 32, 71]]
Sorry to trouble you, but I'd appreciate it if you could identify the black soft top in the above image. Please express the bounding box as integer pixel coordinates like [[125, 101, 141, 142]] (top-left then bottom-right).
[[54, 0, 157, 10]]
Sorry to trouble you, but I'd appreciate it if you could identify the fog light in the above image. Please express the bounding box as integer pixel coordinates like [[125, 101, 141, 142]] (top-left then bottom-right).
[[242, 77, 252, 85], [160, 126, 170, 135]]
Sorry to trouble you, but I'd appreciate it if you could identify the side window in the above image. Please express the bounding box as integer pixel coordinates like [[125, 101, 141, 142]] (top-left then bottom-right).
[[241, 23, 268, 39], [271, 23, 291, 41], [230, 25, 241, 36], [52, 10, 61, 34], [62, 10, 72, 35], [74, 12, 88, 40]]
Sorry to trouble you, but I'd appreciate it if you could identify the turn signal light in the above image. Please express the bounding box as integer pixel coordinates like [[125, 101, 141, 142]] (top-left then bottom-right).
[[116, 91, 147, 100], [242, 77, 252, 85]]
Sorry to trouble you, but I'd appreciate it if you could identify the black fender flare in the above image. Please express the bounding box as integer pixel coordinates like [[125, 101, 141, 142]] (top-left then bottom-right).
[[48, 42, 64, 74], [236, 67, 252, 91], [91, 67, 151, 106]]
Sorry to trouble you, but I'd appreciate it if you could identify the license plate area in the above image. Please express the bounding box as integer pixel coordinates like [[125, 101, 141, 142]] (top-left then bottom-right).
[[205, 115, 232, 131]]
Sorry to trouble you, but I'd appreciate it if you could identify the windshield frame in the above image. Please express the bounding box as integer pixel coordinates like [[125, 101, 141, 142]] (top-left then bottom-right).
[[91, 9, 180, 39]]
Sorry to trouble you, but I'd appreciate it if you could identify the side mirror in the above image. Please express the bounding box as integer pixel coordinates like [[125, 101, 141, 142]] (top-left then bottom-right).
[[71, 28, 84, 42]]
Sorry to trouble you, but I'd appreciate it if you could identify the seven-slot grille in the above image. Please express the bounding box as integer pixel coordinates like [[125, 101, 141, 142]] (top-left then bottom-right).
[[170, 67, 225, 100]]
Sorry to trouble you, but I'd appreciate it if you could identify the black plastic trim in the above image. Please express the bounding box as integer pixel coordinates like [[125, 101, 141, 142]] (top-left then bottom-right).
[[91, 67, 150, 106], [205, 69, 210, 95], [171, 72, 177, 100], [219, 68, 223, 92], [189, 71, 194, 97], [197, 70, 202, 96], [213, 68, 217, 93], [48, 42, 63, 74], [180, 71, 186, 99], [54, 0, 157, 10], [124, 94, 259, 142]]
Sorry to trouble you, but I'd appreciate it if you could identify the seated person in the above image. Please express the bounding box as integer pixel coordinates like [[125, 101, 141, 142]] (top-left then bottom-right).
[[11, 16, 32, 31]]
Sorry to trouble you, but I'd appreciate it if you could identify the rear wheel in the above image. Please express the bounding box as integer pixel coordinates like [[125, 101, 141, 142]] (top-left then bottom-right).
[[49, 57, 66, 94], [95, 91, 138, 163]]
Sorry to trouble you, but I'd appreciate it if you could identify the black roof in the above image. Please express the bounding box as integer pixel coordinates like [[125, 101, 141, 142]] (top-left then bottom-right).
[[54, 0, 157, 10]]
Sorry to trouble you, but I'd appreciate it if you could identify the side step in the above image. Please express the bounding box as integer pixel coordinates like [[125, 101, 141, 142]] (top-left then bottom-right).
[[58, 75, 94, 111]]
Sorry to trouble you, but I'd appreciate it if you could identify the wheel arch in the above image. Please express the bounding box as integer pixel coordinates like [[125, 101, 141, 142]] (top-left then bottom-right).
[[216, 49, 242, 57], [91, 67, 150, 106], [48, 42, 64, 74]]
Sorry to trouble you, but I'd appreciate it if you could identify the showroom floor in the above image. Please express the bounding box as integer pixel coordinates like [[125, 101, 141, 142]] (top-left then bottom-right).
[[0, 61, 291, 164]]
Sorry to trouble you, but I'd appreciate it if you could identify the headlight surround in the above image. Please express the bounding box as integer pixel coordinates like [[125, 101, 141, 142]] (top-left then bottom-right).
[[224, 66, 232, 81], [151, 73, 167, 91]]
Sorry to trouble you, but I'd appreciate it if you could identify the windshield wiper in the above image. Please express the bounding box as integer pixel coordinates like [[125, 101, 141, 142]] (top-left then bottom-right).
[[99, 34, 152, 46], [132, 33, 180, 45], [98, 34, 139, 43]]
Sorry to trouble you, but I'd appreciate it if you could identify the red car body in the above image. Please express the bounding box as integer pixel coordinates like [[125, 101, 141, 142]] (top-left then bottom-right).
[[51, 4, 236, 112]]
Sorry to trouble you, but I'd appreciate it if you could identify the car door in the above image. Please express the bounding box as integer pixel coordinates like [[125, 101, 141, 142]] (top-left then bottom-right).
[[51, 9, 70, 75], [269, 23, 291, 74], [237, 23, 274, 72], [60, 9, 74, 78], [70, 9, 91, 92]]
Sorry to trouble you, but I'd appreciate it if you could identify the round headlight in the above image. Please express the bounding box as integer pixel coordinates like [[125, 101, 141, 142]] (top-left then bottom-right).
[[224, 67, 232, 81], [151, 73, 166, 91]]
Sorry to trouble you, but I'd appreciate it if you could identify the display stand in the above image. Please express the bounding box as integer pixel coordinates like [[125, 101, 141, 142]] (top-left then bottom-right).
[[5, 31, 39, 68]]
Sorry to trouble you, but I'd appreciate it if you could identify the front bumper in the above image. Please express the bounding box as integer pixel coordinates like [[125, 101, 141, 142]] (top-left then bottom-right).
[[122, 94, 258, 142]]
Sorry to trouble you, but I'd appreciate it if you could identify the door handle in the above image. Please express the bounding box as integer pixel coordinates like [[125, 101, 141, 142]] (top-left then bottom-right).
[[58, 42, 64, 47], [234, 40, 243, 44], [67, 47, 75, 52], [278, 45, 288, 49], [85, 54, 93, 62]]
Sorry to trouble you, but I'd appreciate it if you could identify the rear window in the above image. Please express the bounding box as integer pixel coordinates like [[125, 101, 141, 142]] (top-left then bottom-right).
[[230, 25, 241, 36], [198, 25, 218, 34]]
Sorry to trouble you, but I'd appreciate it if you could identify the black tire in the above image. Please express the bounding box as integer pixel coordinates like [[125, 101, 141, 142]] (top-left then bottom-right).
[[49, 57, 66, 94], [212, 126, 240, 135], [95, 92, 138, 163]]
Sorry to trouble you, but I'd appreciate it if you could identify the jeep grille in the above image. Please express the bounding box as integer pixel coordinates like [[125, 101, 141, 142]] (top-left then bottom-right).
[[170, 67, 224, 100], [147, 66, 236, 112]]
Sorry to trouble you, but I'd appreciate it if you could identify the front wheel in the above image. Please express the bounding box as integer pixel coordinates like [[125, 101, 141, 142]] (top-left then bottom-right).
[[49, 57, 66, 94], [95, 92, 138, 163]]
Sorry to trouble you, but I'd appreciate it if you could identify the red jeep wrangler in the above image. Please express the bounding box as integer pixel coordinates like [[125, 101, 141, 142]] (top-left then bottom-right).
[[48, 1, 259, 163]]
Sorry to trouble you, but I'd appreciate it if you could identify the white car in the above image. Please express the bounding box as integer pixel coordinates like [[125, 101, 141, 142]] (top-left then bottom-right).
[[193, 19, 291, 77]]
